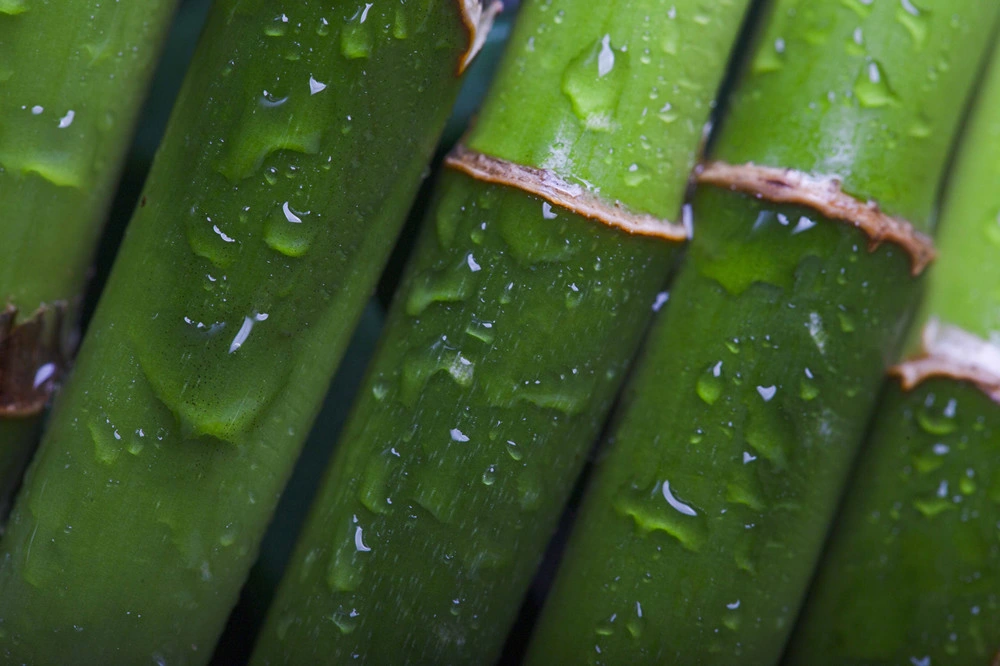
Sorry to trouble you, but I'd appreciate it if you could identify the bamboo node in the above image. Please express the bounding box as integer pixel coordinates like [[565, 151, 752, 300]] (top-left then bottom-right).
[[0, 302, 71, 418], [459, 0, 503, 74], [890, 318, 1000, 405], [445, 145, 688, 241], [696, 160, 936, 276]]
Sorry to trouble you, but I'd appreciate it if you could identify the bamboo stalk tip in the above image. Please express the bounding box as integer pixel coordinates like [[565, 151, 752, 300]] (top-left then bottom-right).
[[0, 302, 70, 419], [459, 0, 503, 74]]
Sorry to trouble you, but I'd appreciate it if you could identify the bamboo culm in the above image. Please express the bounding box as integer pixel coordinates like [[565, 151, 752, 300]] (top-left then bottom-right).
[[785, 36, 1000, 665], [526, 2, 1000, 664], [0, 0, 179, 516], [250, 1, 752, 663], [0, 1, 480, 662]]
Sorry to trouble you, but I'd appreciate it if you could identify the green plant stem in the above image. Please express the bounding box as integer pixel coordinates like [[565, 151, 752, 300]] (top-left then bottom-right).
[[250, 1, 751, 663], [784, 38, 1000, 666], [0, 0, 178, 512], [526, 2, 1000, 664], [0, 1, 476, 662]]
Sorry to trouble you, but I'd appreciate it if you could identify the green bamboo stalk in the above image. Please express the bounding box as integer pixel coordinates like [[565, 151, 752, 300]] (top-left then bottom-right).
[[526, 3, 1000, 664], [0, 1, 486, 662], [0, 0, 178, 515], [250, 1, 752, 663], [783, 38, 1000, 666]]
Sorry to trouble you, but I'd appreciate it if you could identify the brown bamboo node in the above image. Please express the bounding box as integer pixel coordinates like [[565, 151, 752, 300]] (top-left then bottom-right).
[[0, 302, 70, 418], [696, 161, 936, 276], [890, 319, 1000, 405], [458, 0, 503, 74], [445, 145, 689, 241]]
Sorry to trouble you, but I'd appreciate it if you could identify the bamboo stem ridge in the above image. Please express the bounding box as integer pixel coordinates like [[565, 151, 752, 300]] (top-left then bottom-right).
[[446, 145, 689, 240], [459, 0, 503, 72], [891, 319, 1000, 403], [697, 161, 936, 275], [0, 304, 68, 418]]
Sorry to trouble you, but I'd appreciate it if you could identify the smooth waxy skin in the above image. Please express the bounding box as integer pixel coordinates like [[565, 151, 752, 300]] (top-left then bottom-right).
[[252, 1, 751, 663], [0, 0, 177, 513], [527, 2, 1000, 664], [0, 1, 472, 662], [785, 43, 1000, 665]]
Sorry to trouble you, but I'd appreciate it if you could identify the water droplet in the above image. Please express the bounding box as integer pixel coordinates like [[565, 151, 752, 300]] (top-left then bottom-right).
[[746, 403, 793, 470], [840, 0, 874, 18], [854, 60, 898, 108], [482, 465, 497, 486], [696, 362, 724, 405], [0, 0, 28, 15], [264, 14, 289, 37], [662, 480, 698, 516], [562, 34, 629, 131], [331, 607, 361, 634], [392, 7, 408, 39], [614, 480, 708, 551], [341, 9, 373, 59], [917, 395, 958, 435], [264, 202, 315, 257], [506, 440, 523, 461], [913, 495, 955, 518], [624, 162, 652, 188], [756, 385, 777, 402], [752, 37, 785, 74], [897, 0, 930, 48], [405, 267, 473, 316]]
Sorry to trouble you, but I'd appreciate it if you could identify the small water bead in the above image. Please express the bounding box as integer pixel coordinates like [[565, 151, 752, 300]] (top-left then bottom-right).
[[696, 362, 724, 405], [482, 465, 497, 486], [505, 440, 523, 461], [854, 59, 898, 108]]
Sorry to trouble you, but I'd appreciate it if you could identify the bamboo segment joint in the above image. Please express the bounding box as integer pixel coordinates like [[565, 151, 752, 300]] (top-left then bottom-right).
[[445, 145, 689, 241], [0, 303, 70, 418], [891, 319, 1000, 404], [459, 0, 503, 74], [696, 161, 936, 275]]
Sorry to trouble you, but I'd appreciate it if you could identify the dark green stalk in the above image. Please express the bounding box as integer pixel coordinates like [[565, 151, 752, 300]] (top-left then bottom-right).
[[0, 1, 482, 662], [784, 38, 1000, 666], [0, 0, 178, 515], [250, 1, 751, 663], [526, 2, 1000, 664]]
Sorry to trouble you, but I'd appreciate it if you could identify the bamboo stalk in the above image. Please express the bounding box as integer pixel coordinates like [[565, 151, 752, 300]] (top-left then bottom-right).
[[0, 1, 484, 661], [0, 0, 178, 515], [526, 2, 1000, 664], [250, 1, 752, 663], [784, 37, 1000, 666]]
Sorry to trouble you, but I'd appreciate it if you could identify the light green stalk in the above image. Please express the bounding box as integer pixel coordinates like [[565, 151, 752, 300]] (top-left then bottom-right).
[[251, 0, 752, 664], [784, 36, 1000, 666], [527, 2, 1000, 664]]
